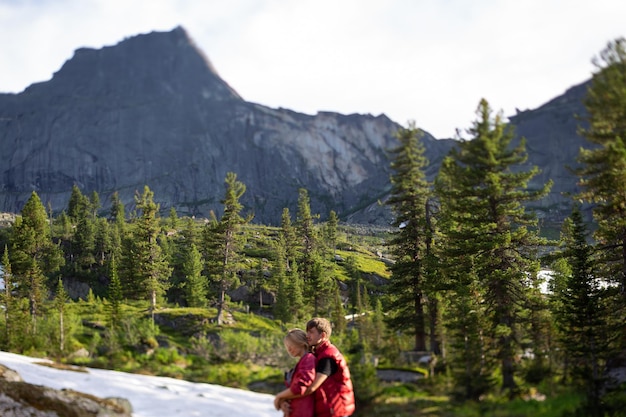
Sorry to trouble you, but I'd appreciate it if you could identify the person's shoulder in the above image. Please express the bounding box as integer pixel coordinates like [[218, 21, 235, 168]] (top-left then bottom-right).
[[300, 352, 317, 368], [326, 342, 341, 353]]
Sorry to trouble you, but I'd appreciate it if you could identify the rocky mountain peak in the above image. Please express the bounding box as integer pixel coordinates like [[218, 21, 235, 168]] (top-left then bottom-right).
[[0, 27, 415, 223], [26, 26, 241, 102]]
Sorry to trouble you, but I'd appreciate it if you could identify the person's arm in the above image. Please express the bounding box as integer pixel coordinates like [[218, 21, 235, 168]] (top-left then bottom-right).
[[303, 357, 335, 395], [304, 372, 328, 395], [274, 387, 300, 410], [274, 354, 316, 409]]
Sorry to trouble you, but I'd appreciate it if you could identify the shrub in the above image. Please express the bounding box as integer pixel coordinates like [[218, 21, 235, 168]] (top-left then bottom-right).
[[216, 329, 259, 362], [189, 332, 216, 361], [351, 359, 380, 405]]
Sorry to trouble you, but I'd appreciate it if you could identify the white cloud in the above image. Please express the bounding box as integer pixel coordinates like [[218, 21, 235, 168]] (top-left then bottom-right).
[[1, 0, 625, 138]]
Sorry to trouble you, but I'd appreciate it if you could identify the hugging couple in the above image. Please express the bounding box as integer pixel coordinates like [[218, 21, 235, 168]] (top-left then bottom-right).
[[274, 317, 355, 417]]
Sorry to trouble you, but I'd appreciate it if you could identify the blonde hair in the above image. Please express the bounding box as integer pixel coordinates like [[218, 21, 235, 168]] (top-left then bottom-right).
[[284, 328, 308, 350], [306, 317, 332, 338]]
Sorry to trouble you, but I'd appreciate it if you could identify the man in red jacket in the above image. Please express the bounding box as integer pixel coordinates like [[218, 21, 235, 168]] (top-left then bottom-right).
[[304, 317, 355, 417]]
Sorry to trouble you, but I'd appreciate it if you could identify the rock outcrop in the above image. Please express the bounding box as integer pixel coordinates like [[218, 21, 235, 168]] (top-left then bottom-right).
[[0, 363, 132, 417]]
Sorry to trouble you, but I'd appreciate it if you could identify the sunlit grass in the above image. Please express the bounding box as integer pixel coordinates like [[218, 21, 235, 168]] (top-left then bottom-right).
[[335, 249, 390, 279]]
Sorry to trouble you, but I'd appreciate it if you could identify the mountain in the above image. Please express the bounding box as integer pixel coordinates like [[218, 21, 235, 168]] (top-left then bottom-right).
[[0, 26, 590, 225], [0, 26, 450, 224]]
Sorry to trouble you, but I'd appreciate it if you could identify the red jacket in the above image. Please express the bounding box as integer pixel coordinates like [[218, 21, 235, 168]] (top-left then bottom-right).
[[286, 352, 316, 417], [313, 340, 355, 417]]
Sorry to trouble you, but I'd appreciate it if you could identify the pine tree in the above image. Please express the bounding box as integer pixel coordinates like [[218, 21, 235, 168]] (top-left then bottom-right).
[[286, 262, 305, 321], [183, 243, 207, 308], [576, 38, 626, 353], [210, 172, 250, 325], [181, 216, 199, 244], [68, 184, 87, 222], [372, 298, 386, 351], [435, 99, 551, 395], [296, 189, 317, 293], [311, 254, 335, 316], [165, 217, 199, 306], [280, 207, 299, 271], [548, 256, 573, 381], [295, 189, 332, 313], [53, 278, 69, 352], [252, 258, 270, 311], [90, 191, 101, 219], [110, 191, 126, 230], [273, 239, 291, 323], [74, 209, 96, 269], [25, 261, 45, 334], [14, 192, 62, 272], [168, 207, 179, 231], [118, 229, 138, 299], [385, 124, 435, 352], [54, 211, 73, 241], [324, 210, 339, 257], [107, 255, 123, 329], [444, 268, 495, 399], [1, 246, 14, 348], [344, 255, 362, 315], [554, 206, 609, 413], [523, 269, 555, 385], [94, 217, 112, 266], [131, 186, 172, 322], [66, 185, 97, 271], [331, 284, 347, 334], [10, 192, 64, 331], [202, 213, 220, 299], [107, 217, 123, 263]]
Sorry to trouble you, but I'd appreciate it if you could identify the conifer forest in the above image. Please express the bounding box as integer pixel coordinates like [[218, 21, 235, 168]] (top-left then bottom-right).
[[1, 39, 626, 417]]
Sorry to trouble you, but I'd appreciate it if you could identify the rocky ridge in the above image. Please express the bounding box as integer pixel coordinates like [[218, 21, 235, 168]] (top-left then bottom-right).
[[0, 26, 593, 224]]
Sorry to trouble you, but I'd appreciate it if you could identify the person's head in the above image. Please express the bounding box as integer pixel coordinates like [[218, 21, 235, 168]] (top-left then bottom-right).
[[284, 328, 309, 358], [306, 317, 332, 347]]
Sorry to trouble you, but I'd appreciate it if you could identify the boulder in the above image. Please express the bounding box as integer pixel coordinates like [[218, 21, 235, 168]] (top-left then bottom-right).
[[0, 364, 132, 417]]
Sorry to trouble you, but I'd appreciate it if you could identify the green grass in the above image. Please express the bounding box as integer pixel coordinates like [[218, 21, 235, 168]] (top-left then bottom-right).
[[335, 249, 390, 279], [354, 383, 585, 417], [187, 362, 282, 389], [355, 383, 451, 417], [377, 364, 429, 377]]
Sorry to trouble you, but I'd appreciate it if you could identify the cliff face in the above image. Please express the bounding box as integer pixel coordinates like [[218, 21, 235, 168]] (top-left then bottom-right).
[[508, 81, 591, 219], [0, 27, 450, 224], [0, 26, 593, 224]]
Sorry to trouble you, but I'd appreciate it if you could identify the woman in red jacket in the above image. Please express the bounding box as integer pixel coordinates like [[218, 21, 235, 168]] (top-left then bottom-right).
[[274, 329, 316, 417]]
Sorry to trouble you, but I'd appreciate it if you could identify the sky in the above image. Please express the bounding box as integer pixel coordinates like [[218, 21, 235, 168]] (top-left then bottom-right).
[[0, 350, 280, 417], [0, 0, 625, 139]]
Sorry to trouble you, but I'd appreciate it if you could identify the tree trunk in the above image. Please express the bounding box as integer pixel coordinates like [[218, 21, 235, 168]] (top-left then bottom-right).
[[621, 230, 626, 351], [29, 293, 37, 335], [414, 288, 426, 351], [429, 296, 442, 356], [501, 332, 518, 395], [59, 311, 65, 352], [216, 288, 226, 325], [150, 289, 156, 324]]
